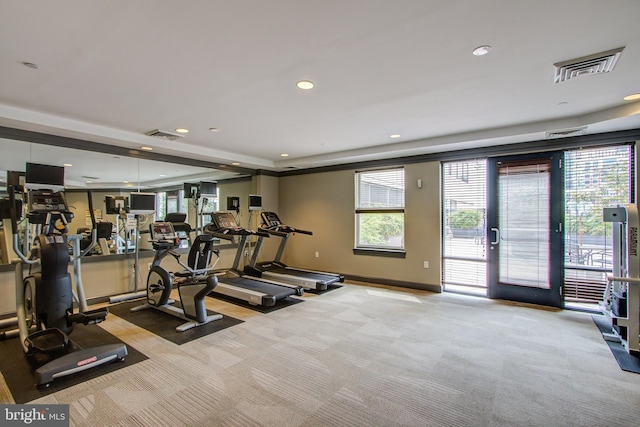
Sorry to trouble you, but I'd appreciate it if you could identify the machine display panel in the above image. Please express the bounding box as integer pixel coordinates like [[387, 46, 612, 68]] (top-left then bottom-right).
[[151, 222, 176, 240]]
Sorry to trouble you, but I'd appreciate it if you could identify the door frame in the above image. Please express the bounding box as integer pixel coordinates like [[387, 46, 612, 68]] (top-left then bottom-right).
[[487, 151, 565, 308]]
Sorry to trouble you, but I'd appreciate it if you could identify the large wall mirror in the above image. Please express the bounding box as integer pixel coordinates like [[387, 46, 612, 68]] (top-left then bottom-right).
[[0, 137, 252, 264]]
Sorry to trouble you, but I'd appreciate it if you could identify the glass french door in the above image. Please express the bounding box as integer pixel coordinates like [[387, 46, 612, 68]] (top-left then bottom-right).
[[487, 152, 564, 307]]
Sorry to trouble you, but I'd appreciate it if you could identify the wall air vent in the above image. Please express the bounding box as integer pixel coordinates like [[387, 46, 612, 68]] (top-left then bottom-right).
[[553, 47, 624, 83], [546, 126, 588, 139], [145, 129, 184, 141]]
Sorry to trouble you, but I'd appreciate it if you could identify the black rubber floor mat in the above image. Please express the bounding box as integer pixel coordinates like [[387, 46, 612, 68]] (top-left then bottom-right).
[[109, 300, 243, 345], [0, 324, 147, 403], [592, 315, 640, 374]]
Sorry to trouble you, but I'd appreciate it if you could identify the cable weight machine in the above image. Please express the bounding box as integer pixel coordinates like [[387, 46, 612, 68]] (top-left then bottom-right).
[[602, 204, 640, 354]]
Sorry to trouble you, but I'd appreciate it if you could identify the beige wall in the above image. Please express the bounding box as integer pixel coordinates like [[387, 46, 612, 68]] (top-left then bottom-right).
[[253, 174, 281, 261], [278, 161, 442, 290]]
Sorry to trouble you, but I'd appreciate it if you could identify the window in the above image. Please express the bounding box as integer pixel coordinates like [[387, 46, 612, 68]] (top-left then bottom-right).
[[156, 190, 188, 221], [440, 144, 634, 303], [564, 145, 633, 307], [155, 192, 166, 221], [355, 167, 405, 251], [441, 160, 487, 294]]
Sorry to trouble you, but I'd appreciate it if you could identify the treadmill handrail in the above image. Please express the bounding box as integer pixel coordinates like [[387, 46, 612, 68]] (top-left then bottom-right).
[[260, 222, 313, 235], [205, 224, 269, 239]]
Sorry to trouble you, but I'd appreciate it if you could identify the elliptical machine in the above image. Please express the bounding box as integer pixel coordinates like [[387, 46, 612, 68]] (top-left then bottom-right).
[[131, 222, 222, 332], [8, 165, 127, 388]]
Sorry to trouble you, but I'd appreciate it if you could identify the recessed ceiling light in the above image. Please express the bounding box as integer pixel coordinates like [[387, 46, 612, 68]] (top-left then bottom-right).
[[209, 127, 220, 132], [624, 93, 640, 101], [22, 62, 39, 69], [390, 134, 401, 139], [280, 153, 289, 157], [472, 45, 492, 56], [175, 128, 189, 133], [123, 181, 129, 184], [86, 180, 93, 184], [64, 163, 73, 167], [296, 80, 314, 90], [140, 146, 153, 151], [231, 162, 240, 166], [159, 174, 166, 177]]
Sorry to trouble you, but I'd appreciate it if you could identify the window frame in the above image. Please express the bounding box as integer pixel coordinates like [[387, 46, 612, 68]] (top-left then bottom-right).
[[354, 167, 406, 256]]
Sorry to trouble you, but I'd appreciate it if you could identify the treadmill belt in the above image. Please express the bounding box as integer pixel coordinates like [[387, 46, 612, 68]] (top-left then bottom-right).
[[206, 293, 303, 313], [271, 267, 341, 283], [220, 276, 297, 300]]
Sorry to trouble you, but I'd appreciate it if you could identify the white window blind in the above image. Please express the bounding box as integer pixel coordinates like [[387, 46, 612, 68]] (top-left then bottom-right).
[[355, 168, 405, 250], [441, 160, 487, 293]]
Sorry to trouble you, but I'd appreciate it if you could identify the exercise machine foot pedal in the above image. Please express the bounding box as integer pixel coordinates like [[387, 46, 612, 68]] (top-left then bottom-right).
[[67, 308, 109, 325], [25, 328, 69, 354]]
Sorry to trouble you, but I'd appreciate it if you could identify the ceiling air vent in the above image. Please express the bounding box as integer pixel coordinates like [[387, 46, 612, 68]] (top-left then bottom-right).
[[546, 126, 588, 139], [553, 47, 624, 83], [145, 129, 184, 141]]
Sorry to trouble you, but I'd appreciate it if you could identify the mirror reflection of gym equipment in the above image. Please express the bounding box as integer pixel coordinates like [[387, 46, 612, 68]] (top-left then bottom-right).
[[601, 204, 640, 355], [7, 163, 128, 387], [108, 193, 157, 303]]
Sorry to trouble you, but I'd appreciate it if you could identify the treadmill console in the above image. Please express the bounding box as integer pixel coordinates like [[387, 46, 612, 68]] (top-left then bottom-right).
[[259, 212, 312, 235], [211, 212, 239, 229], [261, 211, 282, 228], [206, 212, 266, 238]]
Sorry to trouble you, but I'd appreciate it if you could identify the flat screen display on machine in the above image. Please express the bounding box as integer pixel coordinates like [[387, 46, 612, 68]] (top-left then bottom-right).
[[25, 163, 65, 191], [184, 182, 200, 199], [129, 192, 156, 215], [248, 194, 262, 211], [105, 195, 129, 214], [200, 181, 217, 197]]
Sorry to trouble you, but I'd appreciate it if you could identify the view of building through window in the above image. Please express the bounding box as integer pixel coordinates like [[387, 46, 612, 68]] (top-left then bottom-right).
[[355, 168, 405, 250], [564, 145, 632, 307]]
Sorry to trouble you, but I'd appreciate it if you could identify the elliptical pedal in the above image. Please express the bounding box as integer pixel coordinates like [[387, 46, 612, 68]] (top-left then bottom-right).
[[25, 328, 69, 354]]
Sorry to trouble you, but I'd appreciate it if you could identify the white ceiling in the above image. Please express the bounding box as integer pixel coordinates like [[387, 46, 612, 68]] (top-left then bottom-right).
[[1, 0, 640, 181]]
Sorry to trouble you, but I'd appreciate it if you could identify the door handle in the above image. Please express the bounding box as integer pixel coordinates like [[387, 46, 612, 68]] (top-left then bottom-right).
[[490, 227, 500, 245]]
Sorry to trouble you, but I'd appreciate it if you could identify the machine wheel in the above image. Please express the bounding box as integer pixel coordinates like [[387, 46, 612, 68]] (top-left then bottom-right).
[[146, 266, 172, 307], [24, 278, 37, 329]]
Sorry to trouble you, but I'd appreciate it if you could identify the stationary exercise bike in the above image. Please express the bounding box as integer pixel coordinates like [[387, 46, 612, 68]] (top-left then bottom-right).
[[8, 170, 127, 388], [131, 222, 222, 332]]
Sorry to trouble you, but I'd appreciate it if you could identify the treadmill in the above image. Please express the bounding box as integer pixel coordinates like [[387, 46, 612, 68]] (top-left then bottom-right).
[[244, 211, 344, 291], [204, 212, 304, 306]]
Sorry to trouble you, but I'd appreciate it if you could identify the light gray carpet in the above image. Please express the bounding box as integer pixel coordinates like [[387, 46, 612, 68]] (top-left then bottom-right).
[[1, 282, 639, 426]]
